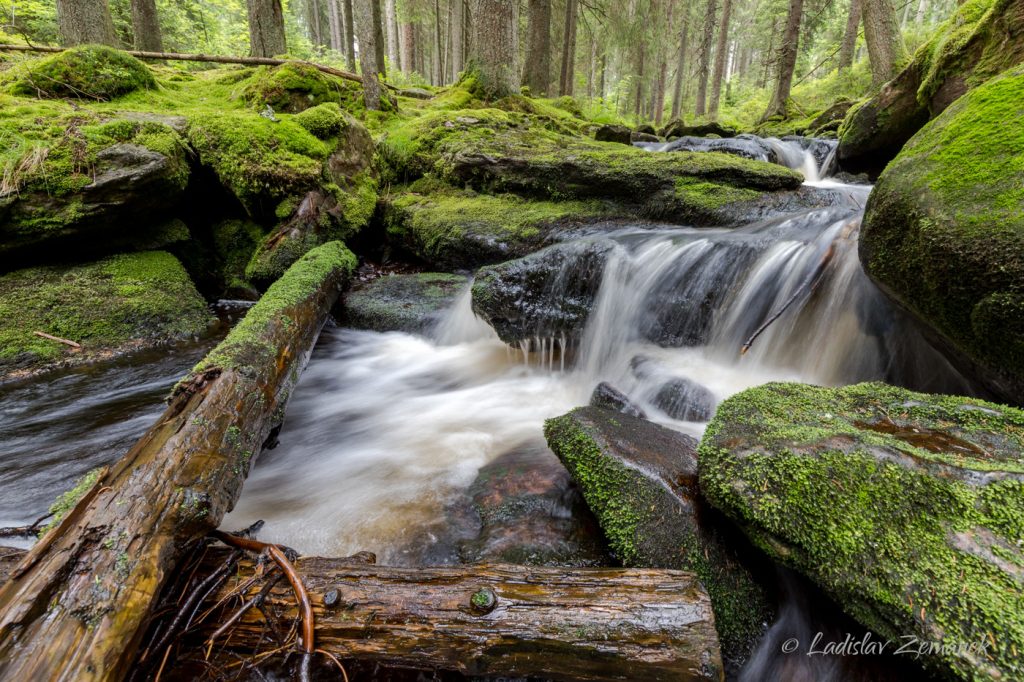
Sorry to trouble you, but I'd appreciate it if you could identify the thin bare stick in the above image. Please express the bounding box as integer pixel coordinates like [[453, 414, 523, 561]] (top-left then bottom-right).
[[32, 331, 80, 349]]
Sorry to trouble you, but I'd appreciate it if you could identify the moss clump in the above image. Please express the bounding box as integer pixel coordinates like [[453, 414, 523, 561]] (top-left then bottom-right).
[[212, 219, 266, 294], [10, 46, 156, 101], [861, 64, 1024, 397], [195, 241, 356, 376], [344, 272, 468, 333], [38, 468, 104, 537], [239, 62, 363, 114], [673, 177, 761, 212], [0, 251, 212, 372], [699, 381, 1024, 681], [294, 103, 346, 139]]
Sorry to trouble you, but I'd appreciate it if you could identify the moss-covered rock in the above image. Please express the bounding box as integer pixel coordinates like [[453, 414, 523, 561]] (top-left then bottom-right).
[[860, 65, 1024, 401], [212, 219, 266, 298], [239, 62, 364, 114], [9, 46, 156, 101], [545, 406, 772, 671], [343, 272, 468, 333], [0, 250, 212, 375], [384, 183, 610, 270], [698, 381, 1024, 681], [294, 102, 346, 139], [837, 0, 1024, 175]]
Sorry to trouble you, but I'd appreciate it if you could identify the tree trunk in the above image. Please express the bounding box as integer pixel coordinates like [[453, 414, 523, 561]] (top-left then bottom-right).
[[469, 0, 519, 98], [862, 0, 907, 86], [344, 0, 357, 70], [522, 0, 551, 95], [707, 0, 731, 119], [172, 553, 724, 681], [671, 12, 690, 120], [838, 0, 861, 70], [373, 0, 387, 77], [309, 0, 323, 45], [694, 0, 717, 117], [400, 22, 415, 72], [0, 243, 352, 682], [559, 0, 578, 96], [762, 0, 802, 120], [915, 0, 928, 23], [327, 0, 341, 50], [654, 0, 674, 125], [56, 0, 118, 46], [355, 0, 384, 108], [248, 0, 287, 58], [450, 0, 465, 80], [434, 0, 444, 84], [385, 0, 399, 68], [130, 0, 163, 51], [634, 45, 646, 120]]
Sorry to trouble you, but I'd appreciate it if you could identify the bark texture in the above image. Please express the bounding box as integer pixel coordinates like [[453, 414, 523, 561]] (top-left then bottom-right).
[[400, 22, 415, 72], [523, 0, 551, 94], [344, 0, 357, 70], [385, 0, 399, 68], [707, 0, 731, 119], [559, 0, 578, 95], [451, 0, 465, 80], [838, 0, 862, 70], [469, 0, 519, 98], [762, 0, 803, 120], [862, 0, 907, 86], [671, 13, 690, 120], [130, 0, 163, 52], [56, 0, 118, 47], [694, 0, 717, 116], [247, 0, 288, 57], [0, 243, 354, 682], [355, 0, 384, 109]]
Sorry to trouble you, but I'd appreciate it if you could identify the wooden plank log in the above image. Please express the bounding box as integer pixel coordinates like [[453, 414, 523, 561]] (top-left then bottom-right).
[[0, 242, 356, 682]]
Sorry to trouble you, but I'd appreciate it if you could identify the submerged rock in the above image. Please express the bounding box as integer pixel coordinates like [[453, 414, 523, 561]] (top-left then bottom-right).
[[652, 377, 717, 421], [471, 240, 613, 344], [861, 64, 1024, 401], [544, 406, 773, 671], [589, 382, 648, 418], [661, 134, 778, 163], [343, 272, 468, 333], [699, 381, 1024, 681]]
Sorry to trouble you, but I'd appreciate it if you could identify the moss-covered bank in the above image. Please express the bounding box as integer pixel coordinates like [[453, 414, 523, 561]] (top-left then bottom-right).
[[699, 381, 1024, 681], [343, 272, 468, 333]]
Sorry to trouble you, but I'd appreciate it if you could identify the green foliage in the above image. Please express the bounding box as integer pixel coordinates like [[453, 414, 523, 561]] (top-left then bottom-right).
[[9, 46, 156, 101], [239, 62, 363, 114], [294, 102, 345, 138], [38, 468, 104, 537]]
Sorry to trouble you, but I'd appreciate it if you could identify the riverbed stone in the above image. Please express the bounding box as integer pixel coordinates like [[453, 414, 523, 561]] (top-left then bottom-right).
[[652, 377, 717, 421], [699, 381, 1024, 682], [544, 406, 773, 671], [860, 64, 1024, 402], [589, 382, 648, 418], [343, 272, 468, 333]]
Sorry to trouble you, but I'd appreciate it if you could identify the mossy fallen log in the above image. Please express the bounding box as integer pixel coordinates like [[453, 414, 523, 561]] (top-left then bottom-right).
[[0, 241, 356, 682]]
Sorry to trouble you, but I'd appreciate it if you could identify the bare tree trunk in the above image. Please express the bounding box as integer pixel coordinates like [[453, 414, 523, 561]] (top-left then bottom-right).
[[401, 21, 415, 72], [915, 0, 928, 23], [760, 16, 777, 88], [654, 0, 674, 125], [862, 0, 907, 86], [328, 0, 342, 50], [355, 0, 385, 107], [558, 0, 578, 96], [248, 0, 288, 57], [634, 46, 645, 119], [523, 0, 551, 95], [385, 0, 399, 68], [707, 0, 731, 119], [434, 0, 443, 84], [450, 0, 465, 80], [373, 0, 387, 77], [344, 0, 357, 70], [598, 50, 607, 98], [469, 0, 519, 98], [762, 0, 802, 120], [57, 0, 118, 46], [694, 0, 717, 117], [130, 0, 163, 51], [309, 0, 323, 46], [671, 12, 690, 120], [838, 0, 862, 70]]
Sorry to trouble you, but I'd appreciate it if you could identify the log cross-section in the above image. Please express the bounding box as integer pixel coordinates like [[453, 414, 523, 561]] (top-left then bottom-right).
[[0, 242, 356, 682]]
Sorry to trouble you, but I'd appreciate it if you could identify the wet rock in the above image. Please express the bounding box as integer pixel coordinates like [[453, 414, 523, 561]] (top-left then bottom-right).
[[594, 124, 633, 145], [661, 133, 777, 163], [471, 240, 613, 344], [545, 406, 773, 671], [459, 445, 610, 566], [805, 100, 854, 135], [663, 121, 738, 138], [837, 0, 1024, 175], [861, 65, 1024, 402], [652, 377, 716, 421], [635, 124, 657, 136], [343, 272, 468, 333], [780, 135, 838, 174], [589, 382, 647, 419], [699, 381, 1024, 682], [630, 131, 662, 144]]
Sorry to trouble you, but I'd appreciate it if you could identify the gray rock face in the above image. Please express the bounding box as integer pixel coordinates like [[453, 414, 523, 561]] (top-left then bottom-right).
[[652, 377, 716, 421], [343, 272, 468, 333], [662, 134, 778, 163], [589, 382, 648, 419]]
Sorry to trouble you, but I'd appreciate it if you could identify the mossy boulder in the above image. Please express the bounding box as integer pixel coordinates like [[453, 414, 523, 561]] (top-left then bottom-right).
[[861, 64, 1024, 401], [294, 103, 346, 139], [10, 46, 156, 101], [239, 62, 364, 114], [837, 0, 1024, 175], [544, 406, 772, 671], [343, 272, 468, 333], [0, 114, 191, 264], [212, 219, 266, 299], [471, 240, 613, 344], [384, 184, 610, 270], [0, 250, 212, 376], [698, 381, 1024, 681]]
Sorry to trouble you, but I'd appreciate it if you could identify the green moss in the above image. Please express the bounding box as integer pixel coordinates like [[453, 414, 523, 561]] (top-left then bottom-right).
[[213, 219, 266, 293], [0, 251, 212, 371], [699, 381, 1024, 681], [9, 46, 156, 101], [239, 62, 364, 114], [194, 241, 356, 376], [344, 272, 468, 333], [38, 468, 104, 537], [674, 177, 761, 211], [294, 102, 346, 139]]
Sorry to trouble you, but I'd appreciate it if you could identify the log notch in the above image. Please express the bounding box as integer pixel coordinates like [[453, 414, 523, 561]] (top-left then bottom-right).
[[0, 241, 357, 681], [169, 550, 725, 681]]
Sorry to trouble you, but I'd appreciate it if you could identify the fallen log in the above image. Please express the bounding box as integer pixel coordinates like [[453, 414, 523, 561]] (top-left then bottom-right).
[[0, 242, 357, 682]]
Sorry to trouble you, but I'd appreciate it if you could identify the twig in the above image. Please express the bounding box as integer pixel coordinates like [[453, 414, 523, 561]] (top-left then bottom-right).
[[32, 331, 80, 348]]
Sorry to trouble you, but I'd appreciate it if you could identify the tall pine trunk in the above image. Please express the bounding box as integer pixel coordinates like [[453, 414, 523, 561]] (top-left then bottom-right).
[[385, 0, 399, 68], [707, 0, 731, 119], [838, 0, 862, 70], [434, 0, 444, 84], [762, 0, 802, 120], [470, 0, 519, 98], [862, 0, 907, 86], [57, 0, 118, 46], [671, 12, 689, 120], [694, 0, 717, 117], [131, 0, 163, 51], [401, 22, 415, 72], [523, 0, 551, 95], [309, 0, 323, 45], [451, 0, 465, 80], [344, 0, 357, 69], [654, 0, 674, 125], [328, 0, 342, 50], [559, 0, 578, 96], [355, 0, 384, 108], [373, 0, 387, 77], [248, 0, 287, 57]]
